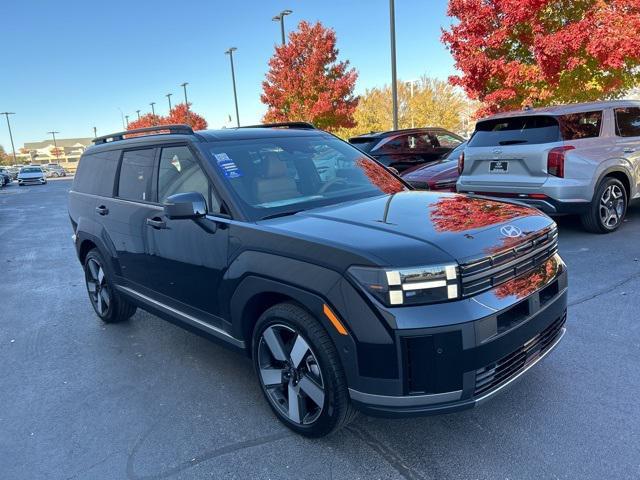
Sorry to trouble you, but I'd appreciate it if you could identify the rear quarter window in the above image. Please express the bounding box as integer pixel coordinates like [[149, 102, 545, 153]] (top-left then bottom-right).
[[559, 111, 602, 140], [117, 149, 156, 202], [73, 150, 120, 197], [468, 115, 561, 147]]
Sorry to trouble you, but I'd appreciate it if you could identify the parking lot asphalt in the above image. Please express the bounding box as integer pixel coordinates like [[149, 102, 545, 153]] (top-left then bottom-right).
[[1, 178, 639, 480]]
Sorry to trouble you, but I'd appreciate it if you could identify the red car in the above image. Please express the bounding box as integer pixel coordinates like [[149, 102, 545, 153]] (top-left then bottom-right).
[[401, 142, 466, 191]]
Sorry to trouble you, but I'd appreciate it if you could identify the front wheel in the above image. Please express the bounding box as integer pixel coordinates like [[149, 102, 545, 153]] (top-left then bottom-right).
[[252, 303, 356, 437], [580, 177, 627, 233]]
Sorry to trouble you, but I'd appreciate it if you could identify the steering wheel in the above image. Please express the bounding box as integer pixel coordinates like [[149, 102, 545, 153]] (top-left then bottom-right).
[[318, 177, 349, 194]]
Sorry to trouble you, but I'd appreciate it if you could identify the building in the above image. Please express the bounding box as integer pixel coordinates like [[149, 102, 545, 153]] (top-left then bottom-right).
[[16, 137, 93, 171]]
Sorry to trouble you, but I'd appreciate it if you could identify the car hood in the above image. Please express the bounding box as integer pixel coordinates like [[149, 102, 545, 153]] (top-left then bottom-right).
[[260, 192, 554, 268], [19, 172, 43, 178], [403, 161, 457, 182]]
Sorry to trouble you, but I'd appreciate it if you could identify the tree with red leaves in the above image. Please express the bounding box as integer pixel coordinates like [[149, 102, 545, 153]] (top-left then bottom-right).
[[442, 0, 640, 116], [126, 103, 207, 131], [261, 21, 358, 131]]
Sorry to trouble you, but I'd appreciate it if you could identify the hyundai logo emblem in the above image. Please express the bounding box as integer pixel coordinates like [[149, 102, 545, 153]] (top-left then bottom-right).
[[492, 147, 503, 155], [500, 225, 523, 238]]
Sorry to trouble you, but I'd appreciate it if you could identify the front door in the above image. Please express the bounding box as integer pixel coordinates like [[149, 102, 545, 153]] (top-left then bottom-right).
[[143, 145, 228, 318]]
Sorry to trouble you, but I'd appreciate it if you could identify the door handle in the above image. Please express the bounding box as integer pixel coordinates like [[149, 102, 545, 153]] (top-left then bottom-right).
[[146, 217, 167, 229], [95, 205, 109, 216], [623, 148, 635, 154]]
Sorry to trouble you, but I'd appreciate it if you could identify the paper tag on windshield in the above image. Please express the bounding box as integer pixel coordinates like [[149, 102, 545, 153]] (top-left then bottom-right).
[[214, 153, 242, 178]]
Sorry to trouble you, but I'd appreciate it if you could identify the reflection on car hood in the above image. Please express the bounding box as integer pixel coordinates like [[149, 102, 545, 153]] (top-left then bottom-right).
[[261, 192, 554, 267], [403, 161, 457, 182]]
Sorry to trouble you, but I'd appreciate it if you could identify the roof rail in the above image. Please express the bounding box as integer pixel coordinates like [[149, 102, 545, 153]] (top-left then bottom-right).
[[240, 122, 317, 130], [92, 124, 195, 144]]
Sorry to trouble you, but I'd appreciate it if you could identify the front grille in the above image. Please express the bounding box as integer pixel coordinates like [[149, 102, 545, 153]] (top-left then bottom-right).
[[459, 227, 558, 297], [474, 312, 566, 396]]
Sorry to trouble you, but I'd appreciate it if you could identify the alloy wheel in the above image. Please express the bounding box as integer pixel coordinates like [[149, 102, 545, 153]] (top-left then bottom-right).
[[257, 324, 325, 425], [85, 258, 111, 316], [599, 184, 625, 229]]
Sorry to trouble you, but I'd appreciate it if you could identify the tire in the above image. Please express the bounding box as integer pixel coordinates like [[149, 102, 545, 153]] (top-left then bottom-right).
[[83, 249, 136, 323], [252, 303, 357, 437], [580, 177, 627, 233]]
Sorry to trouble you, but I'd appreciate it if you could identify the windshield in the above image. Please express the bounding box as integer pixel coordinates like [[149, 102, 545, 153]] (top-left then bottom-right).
[[206, 134, 407, 220], [21, 167, 41, 173]]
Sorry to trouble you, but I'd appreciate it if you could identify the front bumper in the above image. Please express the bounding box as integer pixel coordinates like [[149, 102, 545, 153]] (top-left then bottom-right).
[[457, 192, 589, 215], [18, 178, 46, 185], [347, 260, 568, 417]]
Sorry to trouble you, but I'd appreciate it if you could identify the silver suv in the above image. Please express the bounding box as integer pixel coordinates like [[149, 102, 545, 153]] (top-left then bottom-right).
[[457, 100, 640, 233]]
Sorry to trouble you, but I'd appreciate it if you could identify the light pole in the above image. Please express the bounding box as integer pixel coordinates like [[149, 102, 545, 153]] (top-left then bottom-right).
[[180, 82, 190, 123], [406, 79, 418, 128], [166, 93, 173, 112], [272, 9, 293, 45], [225, 47, 240, 127], [47, 131, 60, 162], [150, 102, 156, 117], [1, 112, 17, 164], [125, 115, 130, 128], [136, 110, 141, 120], [93, 126, 97, 138], [389, 0, 398, 130]]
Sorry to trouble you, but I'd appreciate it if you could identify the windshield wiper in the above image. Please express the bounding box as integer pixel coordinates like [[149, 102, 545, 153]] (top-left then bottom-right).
[[260, 209, 305, 220], [498, 139, 528, 145]]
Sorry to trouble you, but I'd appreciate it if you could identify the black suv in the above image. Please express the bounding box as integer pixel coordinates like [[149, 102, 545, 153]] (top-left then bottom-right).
[[349, 127, 465, 173], [69, 123, 567, 437]]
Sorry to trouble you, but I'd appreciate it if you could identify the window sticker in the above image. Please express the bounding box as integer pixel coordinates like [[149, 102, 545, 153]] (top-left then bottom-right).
[[214, 153, 243, 178]]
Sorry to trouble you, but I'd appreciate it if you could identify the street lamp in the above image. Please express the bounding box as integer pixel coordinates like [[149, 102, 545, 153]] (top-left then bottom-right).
[[93, 126, 97, 138], [180, 82, 190, 122], [125, 115, 130, 127], [136, 110, 141, 120], [47, 131, 60, 162], [272, 9, 293, 45], [389, 0, 398, 130], [150, 102, 156, 117], [0, 112, 17, 164], [225, 47, 240, 127], [166, 93, 173, 112]]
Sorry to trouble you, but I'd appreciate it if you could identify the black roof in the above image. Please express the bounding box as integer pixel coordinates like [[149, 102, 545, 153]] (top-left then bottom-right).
[[349, 127, 454, 140]]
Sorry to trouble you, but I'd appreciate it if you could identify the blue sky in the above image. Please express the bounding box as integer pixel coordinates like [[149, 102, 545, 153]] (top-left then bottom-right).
[[0, 0, 456, 149]]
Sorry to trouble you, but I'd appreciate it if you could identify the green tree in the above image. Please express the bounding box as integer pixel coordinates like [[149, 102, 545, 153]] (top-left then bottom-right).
[[335, 76, 471, 138]]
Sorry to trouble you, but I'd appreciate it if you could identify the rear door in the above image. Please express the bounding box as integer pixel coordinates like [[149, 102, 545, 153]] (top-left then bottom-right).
[[100, 147, 160, 289], [461, 115, 564, 189]]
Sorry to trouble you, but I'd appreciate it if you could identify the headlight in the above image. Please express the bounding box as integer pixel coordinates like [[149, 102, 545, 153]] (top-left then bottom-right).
[[348, 264, 459, 306]]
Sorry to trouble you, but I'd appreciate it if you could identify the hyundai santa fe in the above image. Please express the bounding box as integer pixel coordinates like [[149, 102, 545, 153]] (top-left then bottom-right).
[[458, 100, 640, 233], [68, 123, 567, 437]]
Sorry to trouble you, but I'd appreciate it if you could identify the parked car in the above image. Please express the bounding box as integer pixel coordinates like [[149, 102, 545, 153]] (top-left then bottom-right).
[[69, 123, 567, 437], [0, 168, 12, 186], [402, 142, 467, 191], [6, 166, 19, 180], [349, 128, 465, 173], [45, 163, 67, 177], [457, 100, 640, 233], [18, 166, 47, 186]]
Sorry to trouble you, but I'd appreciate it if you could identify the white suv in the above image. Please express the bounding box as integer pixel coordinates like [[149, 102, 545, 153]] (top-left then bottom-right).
[[457, 100, 640, 233]]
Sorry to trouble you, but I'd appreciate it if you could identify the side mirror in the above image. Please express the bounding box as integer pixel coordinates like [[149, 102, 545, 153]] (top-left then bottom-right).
[[164, 192, 207, 220]]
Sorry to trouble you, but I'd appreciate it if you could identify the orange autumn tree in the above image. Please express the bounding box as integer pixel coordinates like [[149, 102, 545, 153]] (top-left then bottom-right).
[[261, 21, 358, 131], [127, 103, 207, 131], [442, 0, 640, 116]]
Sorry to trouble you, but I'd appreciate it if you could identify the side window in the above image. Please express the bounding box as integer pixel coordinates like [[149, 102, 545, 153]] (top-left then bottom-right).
[[73, 150, 120, 197], [560, 111, 602, 140], [435, 133, 462, 148], [158, 146, 220, 213], [117, 149, 155, 202], [614, 108, 640, 138]]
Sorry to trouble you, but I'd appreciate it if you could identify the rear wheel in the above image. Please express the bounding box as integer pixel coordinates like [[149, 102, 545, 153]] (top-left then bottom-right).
[[252, 303, 356, 437], [580, 177, 627, 233], [84, 249, 136, 323]]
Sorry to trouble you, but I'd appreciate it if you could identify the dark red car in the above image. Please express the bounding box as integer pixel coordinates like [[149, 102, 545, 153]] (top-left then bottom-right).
[[349, 128, 464, 173], [401, 142, 466, 191]]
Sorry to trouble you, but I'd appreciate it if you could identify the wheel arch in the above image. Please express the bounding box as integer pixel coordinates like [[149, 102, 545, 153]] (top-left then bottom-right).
[[595, 165, 633, 199]]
